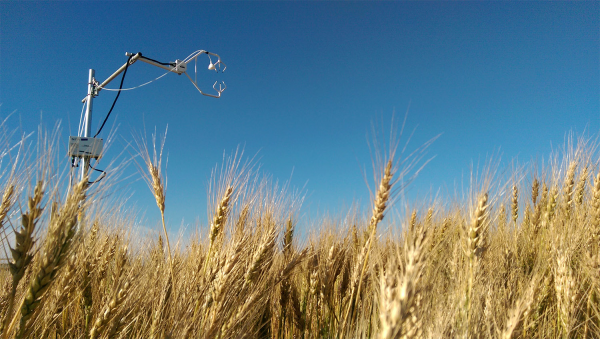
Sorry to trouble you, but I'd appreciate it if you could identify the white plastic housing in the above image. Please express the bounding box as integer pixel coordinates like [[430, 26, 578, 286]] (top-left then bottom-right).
[[174, 59, 187, 74], [68, 136, 103, 159]]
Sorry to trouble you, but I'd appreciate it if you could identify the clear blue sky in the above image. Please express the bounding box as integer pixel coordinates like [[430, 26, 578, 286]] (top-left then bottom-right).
[[1, 2, 598, 236]]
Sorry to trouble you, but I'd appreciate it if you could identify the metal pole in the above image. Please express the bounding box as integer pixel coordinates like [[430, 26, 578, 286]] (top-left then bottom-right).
[[81, 69, 95, 182]]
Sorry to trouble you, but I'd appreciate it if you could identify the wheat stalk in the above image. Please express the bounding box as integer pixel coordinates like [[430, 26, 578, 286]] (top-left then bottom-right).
[[464, 192, 489, 335], [575, 166, 588, 205], [209, 186, 233, 252], [542, 187, 559, 230], [89, 280, 130, 339], [200, 185, 234, 280], [213, 235, 245, 307], [498, 203, 507, 232], [7, 178, 87, 339], [554, 250, 575, 336], [149, 275, 172, 339], [368, 160, 394, 235], [2, 181, 42, 334], [135, 128, 175, 285], [244, 230, 276, 286], [467, 193, 489, 262], [512, 185, 519, 225], [283, 217, 294, 260], [341, 159, 394, 337], [0, 184, 15, 228], [500, 273, 540, 339], [591, 173, 600, 253], [49, 253, 77, 325], [9, 182, 43, 282], [532, 178, 540, 206], [90, 246, 129, 339], [378, 228, 427, 339], [563, 161, 577, 218]]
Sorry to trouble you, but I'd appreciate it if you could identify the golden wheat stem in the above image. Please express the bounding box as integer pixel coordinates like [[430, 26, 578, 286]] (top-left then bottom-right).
[[512, 185, 519, 225], [591, 173, 600, 252], [500, 273, 539, 339], [563, 161, 577, 218], [147, 162, 175, 286], [575, 166, 588, 205], [2, 182, 41, 334], [341, 159, 393, 338], [203, 186, 233, 276], [0, 184, 15, 227], [532, 178, 540, 206], [8, 178, 87, 339], [160, 209, 175, 284], [378, 228, 427, 339], [464, 193, 488, 335], [244, 230, 276, 287], [89, 280, 130, 339]]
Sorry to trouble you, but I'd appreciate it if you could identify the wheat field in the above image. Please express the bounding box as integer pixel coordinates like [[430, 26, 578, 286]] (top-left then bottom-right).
[[1, 125, 600, 339]]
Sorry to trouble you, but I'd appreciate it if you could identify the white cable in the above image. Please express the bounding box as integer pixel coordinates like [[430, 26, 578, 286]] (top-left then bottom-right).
[[183, 50, 205, 63], [98, 70, 172, 92], [77, 101, 86, 137]]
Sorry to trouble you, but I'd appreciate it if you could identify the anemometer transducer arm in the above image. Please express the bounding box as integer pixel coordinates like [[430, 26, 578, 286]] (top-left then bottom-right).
[[69, 50, 227, 185], [81, 51, 227, 102]]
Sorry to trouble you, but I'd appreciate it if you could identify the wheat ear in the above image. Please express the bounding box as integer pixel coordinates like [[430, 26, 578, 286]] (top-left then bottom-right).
[[563, 161, 577, 218], [379, 229, 427, 339], [500, 273, 540, 339], [136, 129, 174, 283], [244, 230, 276, 287], [554, 250, 575, 336], [467, 193, 489, 262], [9, 181, 43, 281], [464, 192, 488, 334], [149, 275, 172, 339], [512, 185, 519, 225], [591, 172, 600, 253], [498, 203, 507, 232], [8, 178, 87, 339], [210, 186, 233, 249], [82, 235, 108, 333], [42, 253, 77, 338], [204, 186, 233, 275], [542, 187, 559, 229], [213, 237, 245, 306], [342, 159, 393, 336], [283, 217, 294, 260], [204, 239, 248, 337], [321, 243, 342, 306], [575, 166, 588, 205], [531, 178, 540, 206], [0, 185, 16, 335], [367, 160, 394, 235], [90, 245, 128, 339], [279, 220, 299, 330], [148, 162, 175, 285], [2, 182, 42, 334], [0, 184, 15, 228], [89, 280, 130, 339], [531, 182, 547, 234]]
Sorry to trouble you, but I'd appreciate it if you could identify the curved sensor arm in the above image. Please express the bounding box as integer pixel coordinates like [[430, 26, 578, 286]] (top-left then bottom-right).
[[183, 51, 226, 98]]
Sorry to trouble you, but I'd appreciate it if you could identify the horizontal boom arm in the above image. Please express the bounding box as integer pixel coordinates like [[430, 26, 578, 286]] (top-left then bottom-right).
[[81, 50, 224, 102]]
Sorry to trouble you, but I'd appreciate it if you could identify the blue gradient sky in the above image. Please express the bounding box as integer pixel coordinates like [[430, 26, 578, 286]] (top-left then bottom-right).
[[1, 2, 598, 235]]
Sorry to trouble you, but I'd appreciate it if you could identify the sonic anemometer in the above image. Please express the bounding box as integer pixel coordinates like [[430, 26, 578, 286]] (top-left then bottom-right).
[[68, 50, 226, 187]]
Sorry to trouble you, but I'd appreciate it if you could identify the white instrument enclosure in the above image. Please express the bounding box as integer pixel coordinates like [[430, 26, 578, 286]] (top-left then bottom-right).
[[68, 136, 104, 159]]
